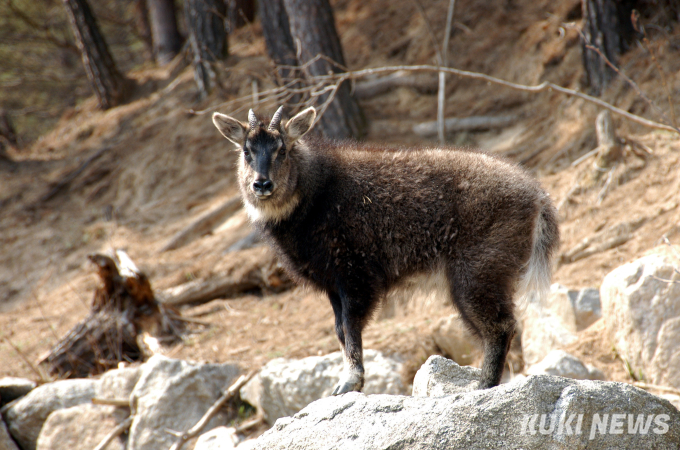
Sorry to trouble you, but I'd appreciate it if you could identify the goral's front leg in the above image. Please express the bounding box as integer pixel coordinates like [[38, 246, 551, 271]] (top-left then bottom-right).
[[328, 291, 366, 395]]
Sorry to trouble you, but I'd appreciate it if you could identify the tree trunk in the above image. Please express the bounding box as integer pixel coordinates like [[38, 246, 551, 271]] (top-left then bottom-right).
[[227, 0, 255, 31], [282, 0, 366, 139], [62, 0, 131, 109], [147, 0, 183, 65], [0, 109, 17, 159], [581, 0, 635, 96], [184, 0, 227, 99], [133, 0, 154, 61], [259, 0, 303, 108]]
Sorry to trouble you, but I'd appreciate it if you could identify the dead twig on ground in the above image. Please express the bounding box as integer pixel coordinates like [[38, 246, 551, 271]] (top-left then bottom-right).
[[91, 398, 131, 407], [40, 146, 111, 203], [93, 415, 133, 450], [413, 115, 517, 137], [160, 196, 242, 252], [167, 372, 255, 450]]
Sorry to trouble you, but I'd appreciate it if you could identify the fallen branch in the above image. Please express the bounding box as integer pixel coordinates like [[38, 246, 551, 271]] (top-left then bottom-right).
[[161, 196, 242, 252], [353, 72, 437, 99], [40, 146, 110, 203], [93, 415, 133, 450], [168, 372, 255, 450], [413, 115, 517, 137], [92, 398, 131, 407], [158, 247, 292, 306]]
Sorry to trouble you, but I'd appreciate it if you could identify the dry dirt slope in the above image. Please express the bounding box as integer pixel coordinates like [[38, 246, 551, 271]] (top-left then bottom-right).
[[1, 0, 679, 391]]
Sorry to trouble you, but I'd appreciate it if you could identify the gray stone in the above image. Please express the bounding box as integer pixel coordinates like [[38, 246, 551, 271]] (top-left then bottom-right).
[[240, 350, 405, 425], [36, 403, 128, 450], [0, 420, 20, 450], [412, 355, 479, 397], [0, 378, 37, 406], [545, 284, 579, 332], [573, 288, 602, 330], [4, 379, 98, 450], [431, 314, 479, 366], [601, 252, 680, 389], [128, 355, 239, 450], [95, 366, 141, 402], [194, 427, 239, 450], [521, 303, 577, 365], [252, 356, 680, 450], [526, 350, 605, 381]]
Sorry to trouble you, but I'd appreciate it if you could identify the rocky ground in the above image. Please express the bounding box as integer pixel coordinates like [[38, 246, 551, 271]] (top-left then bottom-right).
[[1, 0, 680, 448]]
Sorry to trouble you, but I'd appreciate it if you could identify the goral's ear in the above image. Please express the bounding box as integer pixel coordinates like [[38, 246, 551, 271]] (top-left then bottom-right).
[[284, 107, 316, 141], [212, 113, 246, 147]]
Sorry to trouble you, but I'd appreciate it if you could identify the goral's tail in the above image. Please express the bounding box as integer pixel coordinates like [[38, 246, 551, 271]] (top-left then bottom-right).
[[516, 197, 560, 307]]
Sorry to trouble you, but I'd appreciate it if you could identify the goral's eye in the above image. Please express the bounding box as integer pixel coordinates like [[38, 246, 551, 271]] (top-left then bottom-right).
[[279, 147, 286, 156]]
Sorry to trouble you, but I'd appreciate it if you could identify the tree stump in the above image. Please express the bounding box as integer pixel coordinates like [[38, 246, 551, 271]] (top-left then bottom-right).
[[40, 250, 183, 378]]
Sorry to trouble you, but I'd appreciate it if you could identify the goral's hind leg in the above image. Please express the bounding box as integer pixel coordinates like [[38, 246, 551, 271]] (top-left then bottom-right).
[[448, 264, 517, 389], [328, 290, 368, 395]]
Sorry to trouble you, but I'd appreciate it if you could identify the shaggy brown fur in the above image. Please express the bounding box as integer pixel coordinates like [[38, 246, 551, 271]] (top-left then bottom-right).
[[212, 107, 559, 393]]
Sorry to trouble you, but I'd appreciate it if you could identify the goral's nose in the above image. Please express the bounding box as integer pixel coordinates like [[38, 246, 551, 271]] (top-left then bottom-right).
[[252, 179, 274, 196]]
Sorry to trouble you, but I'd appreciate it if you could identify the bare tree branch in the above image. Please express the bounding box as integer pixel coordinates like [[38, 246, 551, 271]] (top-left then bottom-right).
[[196, 63, 679, 136], [167, 372, 255, 450]]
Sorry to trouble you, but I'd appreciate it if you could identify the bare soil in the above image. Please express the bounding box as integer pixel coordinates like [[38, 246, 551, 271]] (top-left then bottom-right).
[[1, 0, 679, 409]]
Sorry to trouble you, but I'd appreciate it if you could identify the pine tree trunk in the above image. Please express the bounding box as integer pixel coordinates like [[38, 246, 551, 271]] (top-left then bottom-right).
[[259, 0, 302, 107], [581, 0, 635, 96], [63, 0, 131, 109], [227, 0, 255, 31], [282, 0, 366, 139], [133, 0, 154, 61], [184, 0, 227, 99], [147, 0, 183, 65]]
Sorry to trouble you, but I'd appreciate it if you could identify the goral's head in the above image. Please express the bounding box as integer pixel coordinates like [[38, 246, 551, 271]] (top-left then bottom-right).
[[212, 106, 316, 222]]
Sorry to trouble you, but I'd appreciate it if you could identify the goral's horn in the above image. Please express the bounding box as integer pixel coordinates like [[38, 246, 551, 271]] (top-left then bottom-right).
[[269, 106, 284, 131], [248, 109, 258, 130]]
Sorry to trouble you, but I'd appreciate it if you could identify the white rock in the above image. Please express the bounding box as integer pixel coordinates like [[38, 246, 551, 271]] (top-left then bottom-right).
[[194, 427, 240, 450], [240, 350, 405, 424], [4, 379, 98, 450], [573, 288, 602, 330], [412, 355, 479, 397], [526, 350, 604, 381], [251, 355, 680, 449], [95, 366, 141, 401], [430, 314, 479, 366], [0, 378, 37, 406], [521, 303, 577, 365], [36, 404, 128, 450], [127, 355, 239, 450], [601, 252, 680, 389], [0, 419, 20, 450]]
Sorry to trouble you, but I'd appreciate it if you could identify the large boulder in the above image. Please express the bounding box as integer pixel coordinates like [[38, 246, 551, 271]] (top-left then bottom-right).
[[240, 350, 405, 424], [95, 366, 141, 401], [601, 252, 680, 389], [0, 420, 20, 450], [526, 350, 604, 381], [430, 314, 479, 366], [127, 355, 239, 450], [4, 379, 98, 450], [251, 356, 680, 449], [520, 284, 601, 365], [0, 378, 37, 407], [36, 404, 128, 450]]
